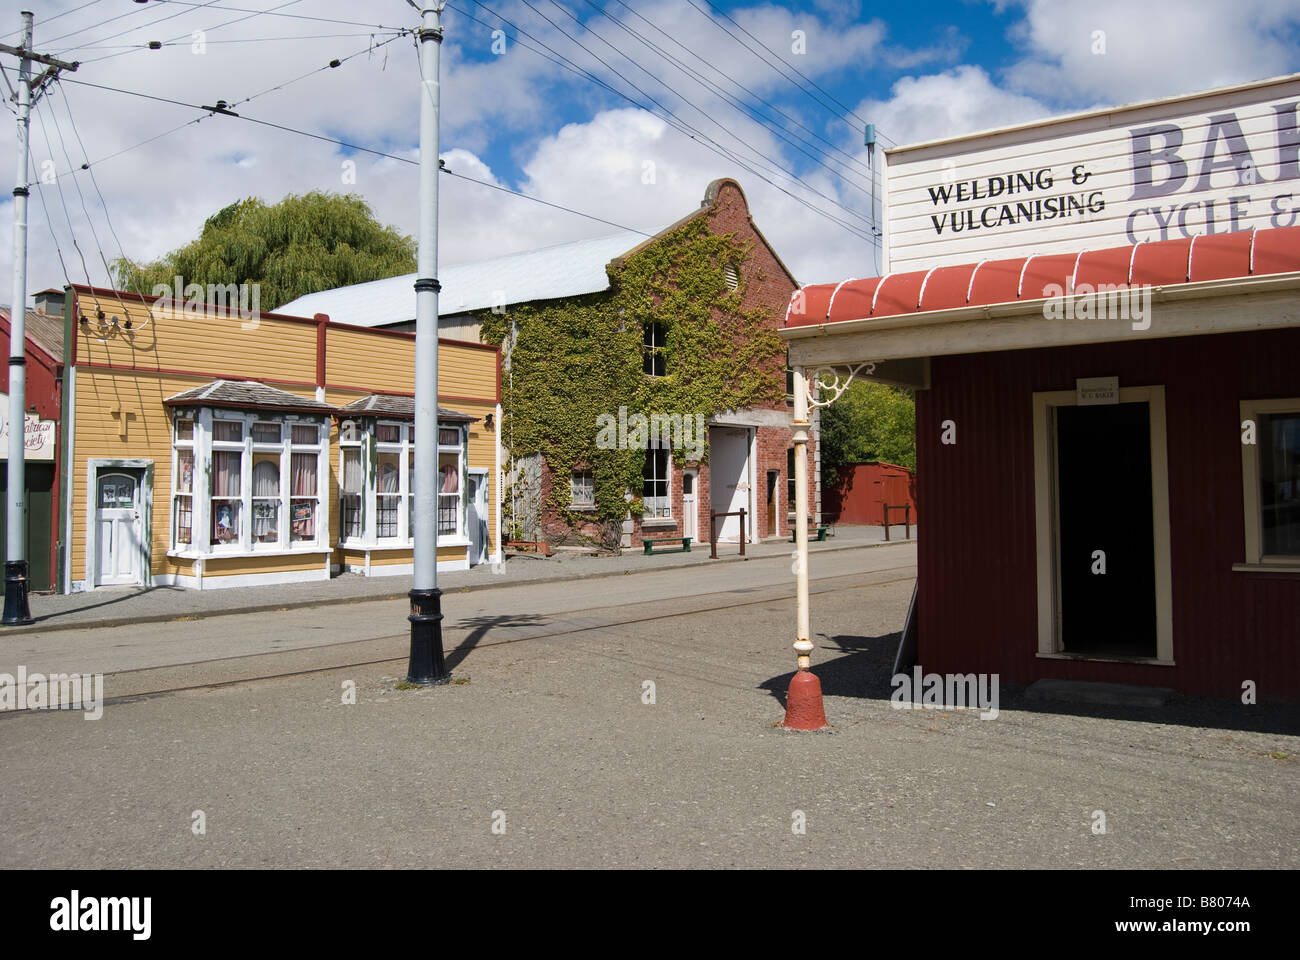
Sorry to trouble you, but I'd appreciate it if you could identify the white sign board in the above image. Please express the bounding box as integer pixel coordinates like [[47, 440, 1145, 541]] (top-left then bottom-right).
[[1076, 377, 1119, 406], [0, 393, 56, 461], [884, 75, 1300, 273]]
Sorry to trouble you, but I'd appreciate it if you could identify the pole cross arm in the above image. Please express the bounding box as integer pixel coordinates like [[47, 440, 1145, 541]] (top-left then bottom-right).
[[0, 43, 78, 72]]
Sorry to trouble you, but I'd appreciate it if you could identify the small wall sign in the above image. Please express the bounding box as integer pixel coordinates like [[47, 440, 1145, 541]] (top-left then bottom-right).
[[1076, 376, 1120, 406]]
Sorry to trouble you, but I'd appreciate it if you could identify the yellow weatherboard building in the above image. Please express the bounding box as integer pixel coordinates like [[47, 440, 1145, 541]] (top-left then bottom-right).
[[60, 284, 501, 592]]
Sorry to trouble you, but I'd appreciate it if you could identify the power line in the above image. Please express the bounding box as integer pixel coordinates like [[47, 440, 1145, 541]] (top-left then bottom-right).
[[470, 0, 877, 243], [573, 0, 877, 205], [71, 0, 307, 65], [65, 32, 398, 51], [0, 0, 106, 43], [50, 76, 662, 239], [143, 1, 411, 31]]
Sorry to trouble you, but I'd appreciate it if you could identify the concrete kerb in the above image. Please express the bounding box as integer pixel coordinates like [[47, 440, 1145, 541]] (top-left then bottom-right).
[[3, 537, 915, 637]]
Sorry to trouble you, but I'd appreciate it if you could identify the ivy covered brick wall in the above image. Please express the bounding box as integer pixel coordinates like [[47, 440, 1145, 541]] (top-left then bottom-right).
[[480, 212, 790, 548]]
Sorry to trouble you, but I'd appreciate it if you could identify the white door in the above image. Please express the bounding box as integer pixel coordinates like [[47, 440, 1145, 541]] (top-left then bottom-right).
[[682, 469, 698, 541], [710, 428, 751, 542], [467, 468, 489, 565], [95, 471, 143, 586]]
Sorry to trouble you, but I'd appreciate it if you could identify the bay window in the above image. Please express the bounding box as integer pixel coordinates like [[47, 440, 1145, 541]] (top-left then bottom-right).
[[337, 414, 469, 546], [168, 407, 328, 555]]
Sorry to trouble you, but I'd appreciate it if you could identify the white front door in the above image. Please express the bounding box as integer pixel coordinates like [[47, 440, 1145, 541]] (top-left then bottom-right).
[[467, 468, 489, 565], [95, 471, 144, 586], [710, 428, 751, 542], [682, 469, 698, 541]]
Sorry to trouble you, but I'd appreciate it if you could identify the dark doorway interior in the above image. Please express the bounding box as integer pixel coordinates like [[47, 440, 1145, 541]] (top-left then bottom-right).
[[766, 470, 779, 537], [1055, 401, 1156, 658]]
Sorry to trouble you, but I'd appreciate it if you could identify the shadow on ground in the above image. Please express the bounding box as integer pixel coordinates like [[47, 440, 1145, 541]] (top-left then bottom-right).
[[446, 614, 550, 670], [760, 631, 1300, 736], [32, 585, 186, 623]]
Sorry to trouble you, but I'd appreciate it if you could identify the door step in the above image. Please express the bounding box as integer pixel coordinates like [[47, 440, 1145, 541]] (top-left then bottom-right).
[[1025, 679, 1173, 708]]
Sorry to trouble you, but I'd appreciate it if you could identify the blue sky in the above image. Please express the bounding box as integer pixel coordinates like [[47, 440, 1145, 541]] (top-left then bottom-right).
[[4, 0, 1300, 292]]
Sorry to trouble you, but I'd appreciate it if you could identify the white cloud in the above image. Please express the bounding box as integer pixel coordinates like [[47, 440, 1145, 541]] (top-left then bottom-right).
[[999, 0, 1300, 106]]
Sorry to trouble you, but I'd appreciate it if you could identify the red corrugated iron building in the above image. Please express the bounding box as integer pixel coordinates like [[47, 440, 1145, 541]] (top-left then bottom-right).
[[782, 226, 1300, 701]]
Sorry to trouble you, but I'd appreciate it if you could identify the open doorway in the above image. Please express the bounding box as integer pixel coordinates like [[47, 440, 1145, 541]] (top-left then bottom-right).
[[1034, 387, 1172, 662]]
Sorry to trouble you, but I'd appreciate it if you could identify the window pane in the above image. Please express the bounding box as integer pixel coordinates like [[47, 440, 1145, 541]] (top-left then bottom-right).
[[1260, 412, 1300, 556], [175, 419, 194, 442], [341, 449, 363, 495], [340, 495, 362, 540], [438, 427, 460, 446], [252, 500, 279, 543], [213, 420, 243, 443], [291, 453, 317, 497], [252, 456, 280, 496], [377, 423, 401, 444], [176, 451, 194, 494], [212, 451, 241, 497], [438, 451, 460, 534], [211, 500, 240, 544], [291, 423, 318, 445], [642, 449, 670, 518], [571, 471, 594, 505], [174, 495, 192, 545], [252, 422, 280, 444], [291, 500, 316, 541]]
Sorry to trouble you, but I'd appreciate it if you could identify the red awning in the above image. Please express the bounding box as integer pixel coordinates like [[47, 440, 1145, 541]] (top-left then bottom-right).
[[783, 224, 1300, 328]]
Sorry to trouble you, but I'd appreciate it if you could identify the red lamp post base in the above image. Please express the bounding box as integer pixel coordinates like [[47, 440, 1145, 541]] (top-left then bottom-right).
[[782, 669, 829, 730]]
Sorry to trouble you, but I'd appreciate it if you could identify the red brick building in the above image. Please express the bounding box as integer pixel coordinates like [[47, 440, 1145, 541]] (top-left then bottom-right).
[[284, 179, 816, 553]]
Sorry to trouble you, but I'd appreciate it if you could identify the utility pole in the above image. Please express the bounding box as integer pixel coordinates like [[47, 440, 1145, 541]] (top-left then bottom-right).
[[1, 12, 76, 625], [406, 1, 449, 683]]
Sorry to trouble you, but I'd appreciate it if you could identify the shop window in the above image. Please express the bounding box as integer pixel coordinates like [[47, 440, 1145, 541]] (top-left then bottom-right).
[[643, 446, 671, 519], [787, 448, 796, 508], [1241, 399, 1300, 564], [171, 412, 325, 554], [339, 420, 466, 545]]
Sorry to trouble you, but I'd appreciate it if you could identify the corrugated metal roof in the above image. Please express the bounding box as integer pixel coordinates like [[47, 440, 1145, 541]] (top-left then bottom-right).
[[785, 224, 1300, 328], [276, 230, 647, 327]]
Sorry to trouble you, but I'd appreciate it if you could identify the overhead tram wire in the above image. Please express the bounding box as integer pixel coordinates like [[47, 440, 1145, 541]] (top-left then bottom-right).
[[516, 0, 876, 228], [473, 0, 877, 243], [37, 96, 137, 320], [34, 32, 410, 186], [67, 33, 398, 52], [139, 1, 413, 32], [49, 77, 663, 240], [605, 0, 876, 177], [571, 0, 877, 202], [56, 81, 159, 303], [69, 0, 309, 66], [0, 0, 106, 43]]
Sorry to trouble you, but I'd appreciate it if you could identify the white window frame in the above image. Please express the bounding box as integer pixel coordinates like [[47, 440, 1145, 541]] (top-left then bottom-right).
[[642, 445, 672, 520], [172, 417, 195, 548], [337, 418, 467, 547], [169, 409, 329, 557], [1238, 397, 1300, 570], [570, 470, 595, 509]]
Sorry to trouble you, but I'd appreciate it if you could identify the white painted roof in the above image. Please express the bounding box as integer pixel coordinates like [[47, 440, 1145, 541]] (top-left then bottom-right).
[[277, 230, 648, 327]]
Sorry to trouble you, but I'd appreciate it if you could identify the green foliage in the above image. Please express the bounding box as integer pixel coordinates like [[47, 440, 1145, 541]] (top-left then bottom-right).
[[480, 217, 786, 542], [112, 192, 416, 311], [820, 380, 916, 483]]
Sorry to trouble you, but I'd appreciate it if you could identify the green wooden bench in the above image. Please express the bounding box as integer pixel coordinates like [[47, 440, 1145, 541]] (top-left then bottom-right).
[[643, 536, 692, 555], [790, 526, 829, 543]]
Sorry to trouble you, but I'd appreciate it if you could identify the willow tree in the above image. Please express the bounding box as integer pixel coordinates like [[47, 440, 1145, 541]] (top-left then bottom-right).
[[112, 192, 416, 311]]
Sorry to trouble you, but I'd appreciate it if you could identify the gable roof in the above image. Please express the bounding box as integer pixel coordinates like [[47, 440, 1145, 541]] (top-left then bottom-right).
[[164, 379, 335, 414], [277, 230, 649, 328]]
